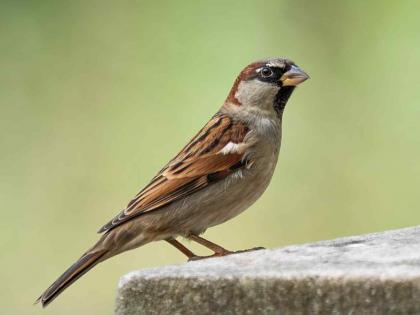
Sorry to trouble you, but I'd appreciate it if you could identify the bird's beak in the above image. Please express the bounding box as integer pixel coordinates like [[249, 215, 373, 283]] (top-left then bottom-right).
[[280, 65, 309, 86]]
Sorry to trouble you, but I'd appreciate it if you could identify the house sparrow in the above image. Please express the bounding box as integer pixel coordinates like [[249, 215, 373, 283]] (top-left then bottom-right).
[[36, 57, 308, 307]]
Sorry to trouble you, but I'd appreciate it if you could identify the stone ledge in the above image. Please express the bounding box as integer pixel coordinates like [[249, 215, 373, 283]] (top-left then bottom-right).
[[115, 226, 420, 315]]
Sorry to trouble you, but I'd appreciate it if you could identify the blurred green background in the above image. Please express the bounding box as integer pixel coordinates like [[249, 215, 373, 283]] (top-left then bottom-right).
[[1, 1, 420, 314]]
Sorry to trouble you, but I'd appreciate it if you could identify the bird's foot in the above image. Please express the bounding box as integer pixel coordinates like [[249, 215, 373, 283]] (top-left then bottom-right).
[[187, 247, 265, 262], [233, 246, 266, 254], [187, 250, 233, 262]]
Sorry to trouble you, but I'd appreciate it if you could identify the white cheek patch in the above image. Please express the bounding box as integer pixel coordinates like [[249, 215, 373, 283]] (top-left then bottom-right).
[[234, 80, 279, 110], [219, 142, 241, 155]]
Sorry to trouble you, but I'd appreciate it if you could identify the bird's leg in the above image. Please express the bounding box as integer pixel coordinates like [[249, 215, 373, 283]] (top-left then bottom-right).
[[165, 238, 196, 259], [186, 234, 233, 261]]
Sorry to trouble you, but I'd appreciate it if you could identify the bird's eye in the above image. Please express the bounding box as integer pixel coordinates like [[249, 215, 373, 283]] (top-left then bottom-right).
[[260, 67, 273, 78]]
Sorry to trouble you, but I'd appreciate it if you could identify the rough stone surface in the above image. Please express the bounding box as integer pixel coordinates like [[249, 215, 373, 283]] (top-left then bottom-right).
[[115, 226, 420, 315]]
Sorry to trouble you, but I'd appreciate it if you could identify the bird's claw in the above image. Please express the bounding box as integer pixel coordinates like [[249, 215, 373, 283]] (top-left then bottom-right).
[[187, 247, 265, 262], [234, 246, 266, 254], [187, 250, 232, 262]]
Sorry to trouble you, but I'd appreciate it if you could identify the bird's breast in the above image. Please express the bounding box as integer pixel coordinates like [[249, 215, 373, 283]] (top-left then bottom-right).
[[199, 138, 281, 227]]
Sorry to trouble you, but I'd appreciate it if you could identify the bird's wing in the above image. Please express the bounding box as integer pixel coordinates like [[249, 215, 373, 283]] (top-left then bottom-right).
[[99, 113, 250, 233]]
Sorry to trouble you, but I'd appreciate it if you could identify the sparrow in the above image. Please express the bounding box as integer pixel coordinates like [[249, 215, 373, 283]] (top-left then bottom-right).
[[36, 57, 308, 307]]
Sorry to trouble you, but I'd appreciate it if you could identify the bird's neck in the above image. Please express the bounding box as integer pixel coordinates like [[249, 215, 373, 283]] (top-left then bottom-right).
[[220, 102, 282, 146]]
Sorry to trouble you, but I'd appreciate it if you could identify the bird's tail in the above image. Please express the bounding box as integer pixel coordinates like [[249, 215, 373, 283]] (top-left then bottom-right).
[[35, 249, 108, 307]]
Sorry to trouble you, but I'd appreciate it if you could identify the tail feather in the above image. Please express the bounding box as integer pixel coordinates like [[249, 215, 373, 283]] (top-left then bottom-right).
[[35, 249, 107, 307]]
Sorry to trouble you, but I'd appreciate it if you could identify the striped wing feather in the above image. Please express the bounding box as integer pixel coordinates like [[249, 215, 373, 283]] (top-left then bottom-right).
[[99, 114, 249, 233]]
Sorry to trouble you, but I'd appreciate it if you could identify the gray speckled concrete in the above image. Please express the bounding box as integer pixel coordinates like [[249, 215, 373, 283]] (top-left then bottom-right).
[[115, 226, 420, 315]]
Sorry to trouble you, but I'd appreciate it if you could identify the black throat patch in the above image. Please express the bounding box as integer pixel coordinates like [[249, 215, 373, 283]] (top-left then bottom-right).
[[273, 86, 295, 116]]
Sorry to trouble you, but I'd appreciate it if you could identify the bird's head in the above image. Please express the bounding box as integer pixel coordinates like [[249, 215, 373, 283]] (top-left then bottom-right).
[[225, 58, 309, 117]]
